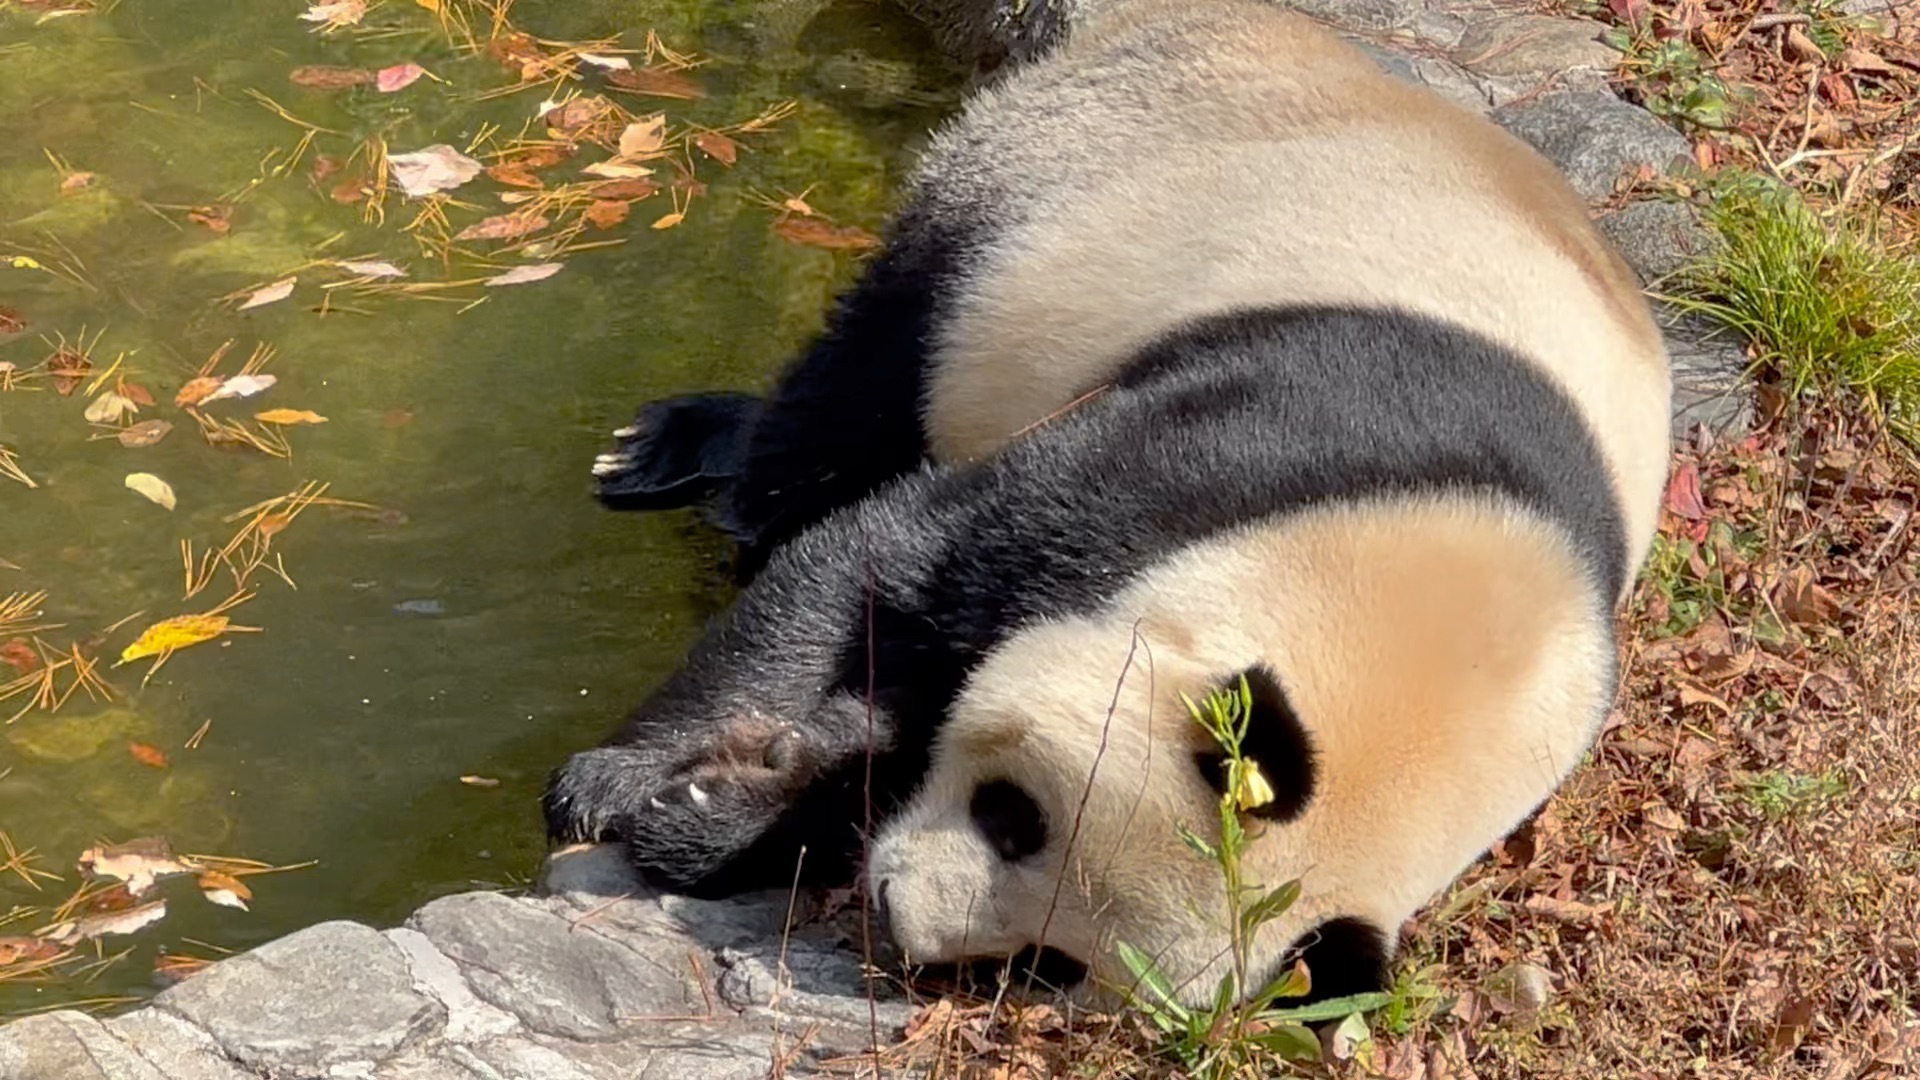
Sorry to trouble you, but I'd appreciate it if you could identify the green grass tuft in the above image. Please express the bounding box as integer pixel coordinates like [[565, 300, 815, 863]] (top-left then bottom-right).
[[1667, 179, 1920, 443]]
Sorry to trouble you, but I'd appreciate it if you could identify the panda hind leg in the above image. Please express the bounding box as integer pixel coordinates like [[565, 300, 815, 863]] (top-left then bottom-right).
[[592, 392, 762, 511]]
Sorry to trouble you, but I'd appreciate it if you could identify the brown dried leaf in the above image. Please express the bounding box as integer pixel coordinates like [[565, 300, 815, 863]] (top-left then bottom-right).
[[1775, 564, 1841, 626], [584, 199, 630, 230], [79, 838, 194, 895], [607, 66, 705, 100], [693, 131, 737, 165], [289, 65, 374, 89], [772, 217, 881, 252], [589, 178, 659, 201], [455, 213, 549, 242]]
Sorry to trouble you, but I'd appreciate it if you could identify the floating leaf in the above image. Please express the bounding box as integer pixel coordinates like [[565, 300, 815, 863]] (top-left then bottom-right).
[[120, 382, 155, 406], [584, 200, 630, 230], [0, 306, 24, 336], [577, 52, 632, 71], [79, 839, 193, 896], [607, 66, 705, 100], [125, 473, 177, 511], [188, 205, 232, 235], [254, 409, 327, 425], [202, 374, 278, 403], [238, 277, 296, 311], [119, 614, 229, 664], [334, 259, 406, 279], [589, 178, 658, 201], [581, 159, 654, 180], [174, 376, 222, 408], [290, 65, 374, 89], [693, 131, 737, 165], [617, 116, 667, 157], [484, 262, 564, 287], [128, 742, 169, 769], [387, 144, 484, 197], [486, 161, 545, 189], [84, 391, 137, 424], [117, 420, 173, 448], [456, 213, 549, 242], [375, 63, 427, 92], [197, 870, 252, 911], [44, 900, 168, 946], [773, 218, 880, 251], [299, 0, 366, 30]]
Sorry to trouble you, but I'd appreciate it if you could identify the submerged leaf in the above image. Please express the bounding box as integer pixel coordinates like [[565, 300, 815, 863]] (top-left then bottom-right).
[[376, 63, 427, 92], [484, 263, 564, 287], [607, 66, 705, 100], [290, 65, 374, 89], [128, 742, 169, 768], [334, 259, 406, 279], [124, 473, 177, 511], [456, 212, 549, 242], [693, 131, 737, 165], [254, 409, 327, 425], [772, 218, 880, 251]]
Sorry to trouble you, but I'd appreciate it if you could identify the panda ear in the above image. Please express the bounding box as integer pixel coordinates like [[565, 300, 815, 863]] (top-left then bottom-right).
[[1193, 664, 1317, 823]]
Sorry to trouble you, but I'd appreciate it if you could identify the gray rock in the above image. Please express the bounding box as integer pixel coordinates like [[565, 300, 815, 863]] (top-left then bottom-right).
[[106, 1010, 256, 1080], [1598, 199, 1711, 283], [1409, 10, 1469, 49], [1284, 0, 1427, 32], [1452, 14, 1618, 79], [1494, 90, 1692, 200], [408, 891, 706, 1040], [470, 1031, 781, 1080], [1662, 308, 1755, 441], [155, 919, 445, 1078], [374, 1050, 487, 1080], [0, 1012, 165, 1080], [386, 927, 521, 1043]]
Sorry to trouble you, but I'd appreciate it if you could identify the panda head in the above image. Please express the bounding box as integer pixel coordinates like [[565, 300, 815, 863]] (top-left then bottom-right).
[[865, 623, 1403, 1009]]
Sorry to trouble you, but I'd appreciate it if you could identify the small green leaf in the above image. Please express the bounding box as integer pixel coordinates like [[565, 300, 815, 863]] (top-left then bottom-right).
[[1240, 879, 1302, 933], [1250, 1022, 1322, 1062], [1263, 990, 1394, 1025], [1251, 959, 1312, 1009], [1116, 941, 1189, 1022], [1176, 824, 1217, 861]]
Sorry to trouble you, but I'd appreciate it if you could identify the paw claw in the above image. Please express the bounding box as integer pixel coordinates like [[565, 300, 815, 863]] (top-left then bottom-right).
[[649, 796, 668, 810], [613, 424, 640, 439], [687, 782, 710, 807], [592, 457, 630, 478]]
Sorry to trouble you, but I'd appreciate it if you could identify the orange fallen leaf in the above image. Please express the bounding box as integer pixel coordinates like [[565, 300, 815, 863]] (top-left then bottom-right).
[[584, 200, 630, 230], [693, 131, 737, 165], [189, 206, 233, 235], [455, 212, 549, 242], [175, 376, 222, 408], [486, 162, 545, 189], [652, 211, 684, 230], [120, 381, 155, 407], [197, 870, 252, 910], [589, 178, 659, 201], [607, 66, 705, 100], [773, 217, 881, 252], [129, 742, 169, 769], [59, 171, 95, 194], [0, 638, 37, 675], [254, 409, 327, 425]]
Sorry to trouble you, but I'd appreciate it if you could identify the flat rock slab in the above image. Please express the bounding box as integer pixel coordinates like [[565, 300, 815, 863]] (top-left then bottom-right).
[[0, 2, 1757, 1077]]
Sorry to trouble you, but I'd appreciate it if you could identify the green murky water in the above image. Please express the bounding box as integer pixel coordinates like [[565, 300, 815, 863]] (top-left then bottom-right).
[[0, 0, 956, 1013]]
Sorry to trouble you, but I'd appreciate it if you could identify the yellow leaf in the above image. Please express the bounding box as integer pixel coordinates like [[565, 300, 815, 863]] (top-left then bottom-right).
[[4, 256, 43, 270], [125, 473, 177, 511], [119, 614, 229, 664], [254, 409, 328, 426], [415, 0, 441, 9], [651, 211, 684, 230]]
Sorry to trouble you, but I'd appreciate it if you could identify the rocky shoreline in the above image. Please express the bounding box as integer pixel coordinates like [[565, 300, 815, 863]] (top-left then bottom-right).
[[0, 1, 1752, 1077]]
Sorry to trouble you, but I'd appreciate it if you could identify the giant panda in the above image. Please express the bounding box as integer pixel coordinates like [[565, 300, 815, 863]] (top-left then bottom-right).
[[550, 0, 1671, 1008]]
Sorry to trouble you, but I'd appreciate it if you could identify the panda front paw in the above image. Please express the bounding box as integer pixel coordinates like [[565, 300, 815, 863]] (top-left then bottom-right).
[[543, 724, 818, 893], [592, 393, 762, 511]]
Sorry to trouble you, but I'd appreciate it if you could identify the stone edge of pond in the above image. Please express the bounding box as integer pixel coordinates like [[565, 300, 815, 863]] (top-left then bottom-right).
[[0, 3, 1751, 1078]]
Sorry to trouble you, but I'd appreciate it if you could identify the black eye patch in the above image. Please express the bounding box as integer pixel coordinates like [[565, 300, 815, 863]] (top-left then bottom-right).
[[970, 779, 1048, 862], [1194, 664, 1316, 822]]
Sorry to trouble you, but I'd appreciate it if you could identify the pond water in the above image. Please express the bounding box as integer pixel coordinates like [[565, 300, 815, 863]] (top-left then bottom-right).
[[0, 0, 957, 1014]]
